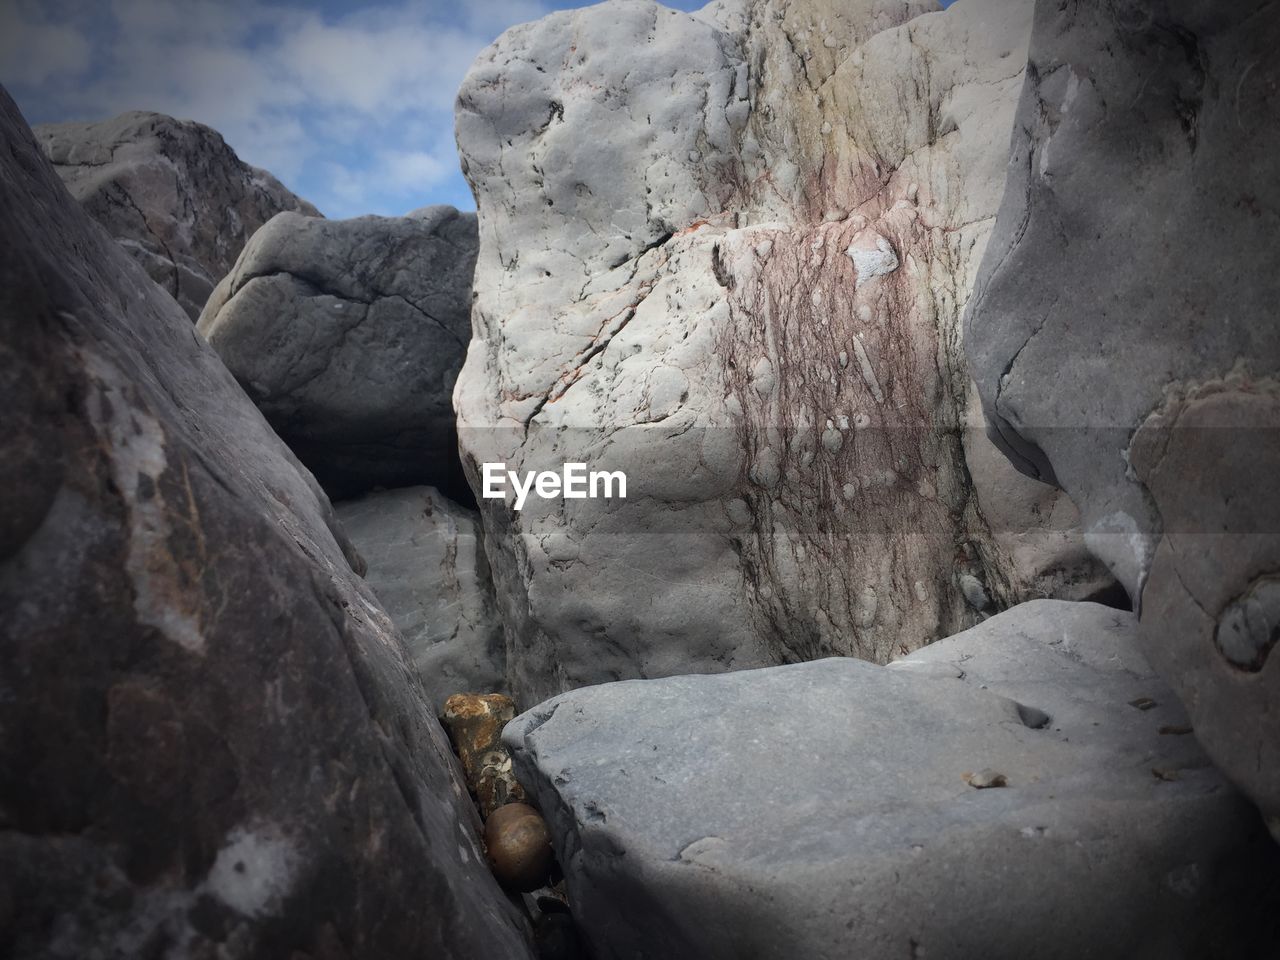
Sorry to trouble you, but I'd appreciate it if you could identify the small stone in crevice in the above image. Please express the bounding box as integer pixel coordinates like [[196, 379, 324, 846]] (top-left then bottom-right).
[[442, 693, 527, 818], [485, 802, 554, 892]]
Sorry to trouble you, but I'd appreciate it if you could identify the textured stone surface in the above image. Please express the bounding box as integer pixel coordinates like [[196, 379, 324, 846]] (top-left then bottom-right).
[[506, 601, 1279, 960], [965, 0, 1280, 830], [199, 208, 477, 500], [0, 87, 532, 959], [442, 694, 527, 817], [35, 111, 318, 321], [455, 0, 1112, 707], [336, 487, 506, 708]]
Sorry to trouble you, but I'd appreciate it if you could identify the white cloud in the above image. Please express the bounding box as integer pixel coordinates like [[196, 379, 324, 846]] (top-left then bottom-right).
[[2, 0, 562, 216], [381, 148, 454, 189], [0, 6, 92, 87]]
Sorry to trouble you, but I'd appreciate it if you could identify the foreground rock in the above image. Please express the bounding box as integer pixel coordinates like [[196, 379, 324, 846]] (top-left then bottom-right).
[[0, 88, 531, 959], [200, 207, 477, 499], [35, 111, 318, 321], [456, 0, 1112, 706], [965, 0, 1280, 829], [336, 487, 506, 708], [506, 601, 1278, 959]]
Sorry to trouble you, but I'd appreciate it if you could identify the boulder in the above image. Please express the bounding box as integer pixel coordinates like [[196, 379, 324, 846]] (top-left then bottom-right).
[[505, 600, 1279, 960], [199, 207, 478, 500], [335, 487, 506, 709], [0, 87, 532, 959], [964, 0, 1280, 830], [34, 111, 319, 321], [455, 0, 1112, 706]]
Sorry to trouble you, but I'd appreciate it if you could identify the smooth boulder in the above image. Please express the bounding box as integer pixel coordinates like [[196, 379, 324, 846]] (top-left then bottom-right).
[[964, 0, 1280, 829], [505, 601, 1278, 960], [35, 111, 319, 320], [336, 486, 507, 709], [199, 207, 477, 500], [0, 87, 531, 959]]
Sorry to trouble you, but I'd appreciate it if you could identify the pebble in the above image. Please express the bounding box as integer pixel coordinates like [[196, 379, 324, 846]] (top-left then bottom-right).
[[485, 802, 554, 891]]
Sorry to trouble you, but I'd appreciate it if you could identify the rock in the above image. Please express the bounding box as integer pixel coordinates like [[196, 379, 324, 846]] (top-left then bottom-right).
[[484, 803, 554, 892], [964, 0, 1280, 830], [199, 208, 477, 500], [34, 111, 318, 321], [962, 768, 1007, 789], [336, 487, 507, 708], [455, 0, 1113, 706], [0, 87, 532, 959], [505, 600, 1279, 959], [443, 694, 527, 817]]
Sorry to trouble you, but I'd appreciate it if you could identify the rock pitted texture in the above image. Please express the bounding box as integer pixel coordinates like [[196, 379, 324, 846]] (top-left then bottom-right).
[[34, 111, 319, 321], [336, 487, 506, 709], [455, 0, 1112, 706], [0, 88, 532, 959], [199, 207, 478, 500], [505, 600, 1279, 960], [965, 0, 1280, 831]]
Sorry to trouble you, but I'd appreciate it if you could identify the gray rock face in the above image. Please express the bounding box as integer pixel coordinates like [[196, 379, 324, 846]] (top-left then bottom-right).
[[455, 0, 1112, 707], [34, 111, 319, 321], [0, 87, 532, 959], [336, 487, 507, 710], [198, 208, 478, 500], [964, 0, 1280, 830], [506, 600, 1279, 960]]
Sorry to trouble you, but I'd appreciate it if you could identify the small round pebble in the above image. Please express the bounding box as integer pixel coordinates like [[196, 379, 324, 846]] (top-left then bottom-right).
[[485, 802, 554, 891]]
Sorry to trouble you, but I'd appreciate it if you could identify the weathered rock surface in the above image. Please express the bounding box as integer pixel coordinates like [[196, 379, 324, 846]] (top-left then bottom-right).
[[0, 88, 532, 959], [455, 0, 1113, 706], [336, 487, 506, 709], [442, 694, 527, 817], [506, 600, 1279, 959], [199, 208, 477, 500], [34, 111, 319, 321], [965, 0, 1280, 830]]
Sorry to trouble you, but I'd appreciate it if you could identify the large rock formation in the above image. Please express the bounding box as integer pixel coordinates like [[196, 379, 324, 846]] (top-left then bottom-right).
[[965, 0, 1280, 831], [0, 88, 532, 959], [199, 206, 477, 500], [34, 111, 319, 321], [506, 601, 1279, 959], [455, 0, 1112, 705], [336, 486, 507, 710]]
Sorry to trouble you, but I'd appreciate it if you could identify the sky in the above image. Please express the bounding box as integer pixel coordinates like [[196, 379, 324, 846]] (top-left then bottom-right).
[[1, 0, 951, 219]]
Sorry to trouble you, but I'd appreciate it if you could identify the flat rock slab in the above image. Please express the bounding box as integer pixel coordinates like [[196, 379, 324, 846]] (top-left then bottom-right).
[[506, 601, 1278, 959]]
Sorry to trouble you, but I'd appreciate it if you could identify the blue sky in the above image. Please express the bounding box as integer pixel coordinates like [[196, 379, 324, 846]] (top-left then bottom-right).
[[1, 0, 951, 219]]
